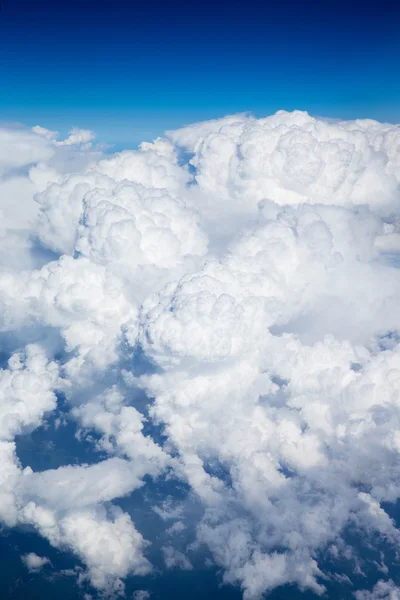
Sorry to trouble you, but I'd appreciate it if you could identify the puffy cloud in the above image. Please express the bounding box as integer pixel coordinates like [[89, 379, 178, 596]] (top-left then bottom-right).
[[55, 127, 96, 148], [139, 201, 400, 371], [56, 506, 152, 590], [71, 386, 170, 472], [355, 580, 400, 600], [21, 552, 50, 571], [169, 111, 400, 215], [75, 181, 207, 292], [0, 255, 138, 386], [97, 137, 187, 191], [1, 110, 400, 599], [20, 502, 151, 591], [33, 125, 96, 148], [0, 344, 58, 441], [34, 138, 192, 257], [0, 125, 106, 279]]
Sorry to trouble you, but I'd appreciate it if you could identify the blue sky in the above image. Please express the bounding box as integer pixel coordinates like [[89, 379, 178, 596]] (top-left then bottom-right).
[[1, 0, 400, 146]]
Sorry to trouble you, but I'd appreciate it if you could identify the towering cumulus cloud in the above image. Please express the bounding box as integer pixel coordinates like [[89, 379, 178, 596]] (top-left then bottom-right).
[[1, 110, 400, 598]]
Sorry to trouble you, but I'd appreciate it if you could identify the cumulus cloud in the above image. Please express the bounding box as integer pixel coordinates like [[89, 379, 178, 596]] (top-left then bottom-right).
[[168, 111, 400, 213], [21, 552, 50, 571], [355, 580, 400, 600], [33, 125, 96, 148], [1, 110, 400, 598], [57, 506, 152, 590], [55, 127, 96, 148], [0, 344, 58, 441]]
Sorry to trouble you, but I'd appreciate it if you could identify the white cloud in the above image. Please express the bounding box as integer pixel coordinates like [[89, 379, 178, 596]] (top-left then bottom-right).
[[20, 503, 151, 591], [133, 591, 151, 600], [0, 127, 54, 177], [32, 125, 59, 141], [0, 441, 21, 527], [59, 506, 152, 590], [71, 386, 170, 473], [0, 255, 139, 387], [168, 111, 400, 214], [162, 545, 193, 571], [1, 111, 400, 598], [21, 552, 50, 571], [33, 125, 96, 148], [74, 180, 208, 294], [55, 127, 96, 147], [355, 580, 400, 600], [20, 457, 149, 510], [166, 521, 186, 535], [152, 497, 184, 521], [0, 344, 58, 441]]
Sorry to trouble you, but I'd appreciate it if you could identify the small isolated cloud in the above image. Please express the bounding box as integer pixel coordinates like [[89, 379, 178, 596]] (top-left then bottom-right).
[[21, 552, 50, 571], [166, 521, 186, 535], [55, 127, 95, 147], [152, 498, 184, 521], [133, 591, 151, 600], [32, 125, 59, 141], [162, 545, 193, 571], [32, 125, 96, 148]]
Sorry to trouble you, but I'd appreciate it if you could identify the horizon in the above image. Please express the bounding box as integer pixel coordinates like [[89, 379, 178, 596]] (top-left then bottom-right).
[[1, 0, 400, 145]]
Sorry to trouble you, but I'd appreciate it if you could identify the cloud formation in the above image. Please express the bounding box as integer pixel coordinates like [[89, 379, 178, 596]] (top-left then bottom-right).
[[21, 552, 50, 571], [1, 111, 400, 598]]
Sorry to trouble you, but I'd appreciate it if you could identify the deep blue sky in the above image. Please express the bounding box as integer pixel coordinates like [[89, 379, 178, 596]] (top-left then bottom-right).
[[1, 0, 400, 145]]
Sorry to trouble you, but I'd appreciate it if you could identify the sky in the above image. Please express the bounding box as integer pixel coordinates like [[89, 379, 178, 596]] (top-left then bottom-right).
[[3, 2, 400, 600], [1, 0, 400, 145]]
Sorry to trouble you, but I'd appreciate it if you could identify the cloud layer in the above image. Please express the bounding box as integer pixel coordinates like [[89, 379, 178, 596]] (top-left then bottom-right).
[[1, 111, 400, 598]]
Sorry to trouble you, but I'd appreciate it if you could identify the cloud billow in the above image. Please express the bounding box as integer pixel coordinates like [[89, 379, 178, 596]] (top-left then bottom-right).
[[1, 111, 400, 598]]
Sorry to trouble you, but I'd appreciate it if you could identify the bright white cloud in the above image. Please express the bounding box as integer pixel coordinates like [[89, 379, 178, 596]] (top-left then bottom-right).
[[33, 125, 96, 148], [55, 127, 96, 147], [0, 344, 58, 441], [21, 552, 50, 571], [1, 111, 400, 598], [168, 110, 400, 213]]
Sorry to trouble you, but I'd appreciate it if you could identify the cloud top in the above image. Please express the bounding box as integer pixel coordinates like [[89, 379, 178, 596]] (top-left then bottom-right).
[[1, 111, 400, 598]]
